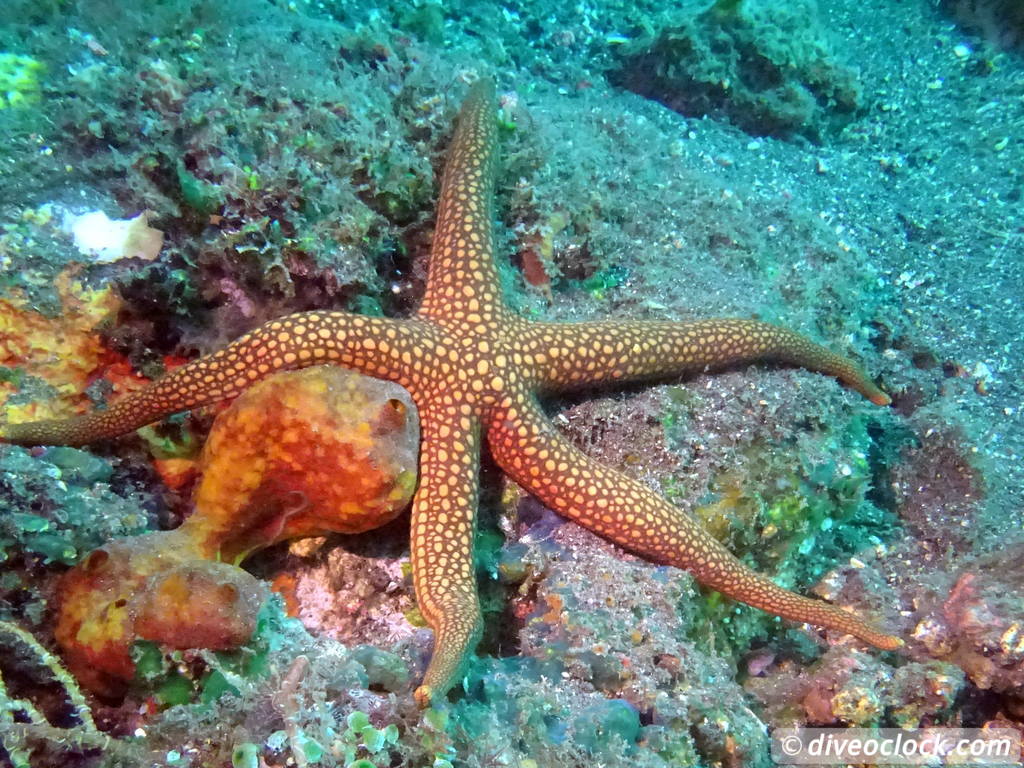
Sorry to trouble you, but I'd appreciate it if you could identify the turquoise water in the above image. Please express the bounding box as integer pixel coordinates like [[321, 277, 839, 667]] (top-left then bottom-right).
[[0, 1, 1022, 766]]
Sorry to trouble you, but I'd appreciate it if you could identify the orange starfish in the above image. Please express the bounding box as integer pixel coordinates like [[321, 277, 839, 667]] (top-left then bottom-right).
[[2, 78, 900, 707]]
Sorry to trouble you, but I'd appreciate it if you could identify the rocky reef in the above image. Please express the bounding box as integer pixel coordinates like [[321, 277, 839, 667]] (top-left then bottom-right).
[[1, 0, 1022, 765]]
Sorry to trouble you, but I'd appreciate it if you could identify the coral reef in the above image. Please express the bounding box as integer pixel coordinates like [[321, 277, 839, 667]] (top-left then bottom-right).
[[1, 0, 466, 378], [0, 0, 1021, 763], [746, 645, 965, 728], [908, 546, 1024, 705], [3, 79, 900, 719]]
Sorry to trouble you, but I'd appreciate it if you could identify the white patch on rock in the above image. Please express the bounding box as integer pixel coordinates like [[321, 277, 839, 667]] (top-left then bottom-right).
[[66, 210, 164, 263]]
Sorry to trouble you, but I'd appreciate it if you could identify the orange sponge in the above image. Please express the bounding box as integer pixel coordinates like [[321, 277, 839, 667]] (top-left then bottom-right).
[[54, 366, 419, 696], [184, 365, 419, 562]]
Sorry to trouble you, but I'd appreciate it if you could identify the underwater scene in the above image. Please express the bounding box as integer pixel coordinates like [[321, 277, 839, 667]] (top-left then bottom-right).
[[1, 0, 1023, 765]]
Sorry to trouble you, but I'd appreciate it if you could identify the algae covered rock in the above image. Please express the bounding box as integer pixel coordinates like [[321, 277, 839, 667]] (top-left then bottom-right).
[[611, 0, 862, 140], [0, 445, 150, 566], [941, 0, 1024, 49]]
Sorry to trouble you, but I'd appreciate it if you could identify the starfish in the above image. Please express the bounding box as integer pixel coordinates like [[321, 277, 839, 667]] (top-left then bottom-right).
[[2, 78, 900, 708]]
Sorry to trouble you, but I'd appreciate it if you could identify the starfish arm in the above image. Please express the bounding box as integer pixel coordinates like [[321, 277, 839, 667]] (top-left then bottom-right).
[[487, 394, 902, 650], [1, 312, 428, 446], [411, 402, 483, 708], [523, 319, 890, 405], [417, 78, 508, 329]]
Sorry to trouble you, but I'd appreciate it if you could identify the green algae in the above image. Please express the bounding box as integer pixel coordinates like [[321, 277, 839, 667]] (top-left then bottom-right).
[[0, 447, 151, 566]]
